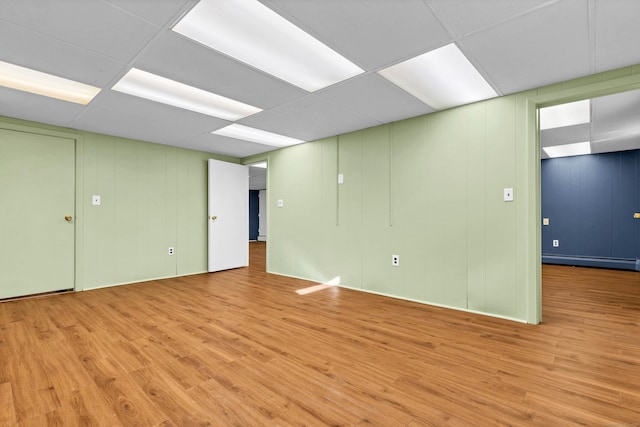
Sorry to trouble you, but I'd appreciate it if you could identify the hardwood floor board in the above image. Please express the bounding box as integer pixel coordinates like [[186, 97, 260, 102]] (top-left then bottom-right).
[[258, 357, 364, 425], [132, 337, 211, 391], [82, 356, 166, 426], [187, 379, 280, 426], [130, 366, 215, 426], [0, 382, 16, 426], [492, 366, 622, 409], [391, 375, 523, 426], [523, 390, 627, 426]]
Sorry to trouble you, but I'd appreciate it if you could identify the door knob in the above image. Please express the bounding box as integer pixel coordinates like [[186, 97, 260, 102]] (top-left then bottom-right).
[[65, 215, 73, 221], [634, 213, 640, 219], [210, 215, 217, 220]]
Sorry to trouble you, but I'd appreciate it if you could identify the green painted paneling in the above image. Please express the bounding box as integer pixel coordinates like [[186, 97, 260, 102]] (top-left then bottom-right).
[[336, 132, 363, 288], [484, 96, 517, 318], [466, 102, 487, 312], [424, 108, 469, 308], [176, 150, 210, 276], [361, 126, 393, 295], [390, 117, 428, 301]]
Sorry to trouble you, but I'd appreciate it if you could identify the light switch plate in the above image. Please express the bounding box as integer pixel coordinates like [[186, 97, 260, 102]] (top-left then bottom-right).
[[277, 199, 284, 208], [338, 173, 344, 184], [92, 195, 101, 205], [543, 218, 550, 226], [503, 188, 514, 202]]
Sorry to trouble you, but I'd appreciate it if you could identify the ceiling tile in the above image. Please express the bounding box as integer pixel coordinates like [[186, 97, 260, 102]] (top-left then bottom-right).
[[316, 73, 434, 124], [71, 90, 228, 146], [0, 86, 86, 128], [591, 89, 640, 144], [239, 95, 381, 141], [261, 0, 451, 70], [0, 22, 126, 87], [594, 0, 640, 73], [136, 32, 307, 109], [427, 0, 555, 37], [0, 0, 160, 63], [460, 0, 590, 95], [103, 0, 193, 27], [187, 133, 274, 157], [540, 123, 591, 148]]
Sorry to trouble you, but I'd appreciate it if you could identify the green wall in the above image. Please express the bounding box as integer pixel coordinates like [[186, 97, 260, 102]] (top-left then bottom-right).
[[264, 64, 640, 324], [0, 116, 237, 291]]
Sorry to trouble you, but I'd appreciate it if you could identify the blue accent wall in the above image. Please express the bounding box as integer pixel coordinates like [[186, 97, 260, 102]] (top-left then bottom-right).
[[541, 149, 640, 270], [249, 190, 259, 241]]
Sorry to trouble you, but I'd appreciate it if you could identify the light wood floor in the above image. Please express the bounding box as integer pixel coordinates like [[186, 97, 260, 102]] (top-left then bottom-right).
[[1, 242, 639, 426]]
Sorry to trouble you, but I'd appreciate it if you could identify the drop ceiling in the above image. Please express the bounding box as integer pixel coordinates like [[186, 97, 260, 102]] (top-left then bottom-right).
[[1, 0, 640, 159]]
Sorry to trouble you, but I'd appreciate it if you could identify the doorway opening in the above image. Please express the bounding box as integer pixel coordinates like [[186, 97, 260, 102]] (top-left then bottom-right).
[[538, 89, 640, 320], [249, 161, 267, 270]]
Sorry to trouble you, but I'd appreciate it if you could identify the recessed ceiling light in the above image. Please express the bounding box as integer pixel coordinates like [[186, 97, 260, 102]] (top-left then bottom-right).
[[112, 68, 261, 121], [213, 124, 305, 147], [377, 43, 498, 110], [543, 141, 591, 158], [172, 0, 363, 92], [539, 100, 591, 130], [0, 60, 101, 105]]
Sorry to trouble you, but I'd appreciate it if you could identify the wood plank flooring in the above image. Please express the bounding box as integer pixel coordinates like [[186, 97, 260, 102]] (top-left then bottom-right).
[[1, 242, 639, 426]]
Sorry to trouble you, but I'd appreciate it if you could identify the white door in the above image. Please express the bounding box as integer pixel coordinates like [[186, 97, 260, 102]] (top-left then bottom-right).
[[208, 159, 248, 272], [0, 129, 75, 299]]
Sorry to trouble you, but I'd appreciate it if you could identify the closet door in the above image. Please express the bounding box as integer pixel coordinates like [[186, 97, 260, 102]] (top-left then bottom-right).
[[0, 128, 75, 299]]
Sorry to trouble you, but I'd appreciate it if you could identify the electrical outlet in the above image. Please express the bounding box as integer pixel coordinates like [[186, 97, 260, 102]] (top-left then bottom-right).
[[552, 240, 559, 248], [168, 247, 175, 255], [392, 254, 400, 267]]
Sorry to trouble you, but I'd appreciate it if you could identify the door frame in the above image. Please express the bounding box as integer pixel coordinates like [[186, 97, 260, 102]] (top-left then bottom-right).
[[525, 71, 640, 324], [0, 120, 84, 292]]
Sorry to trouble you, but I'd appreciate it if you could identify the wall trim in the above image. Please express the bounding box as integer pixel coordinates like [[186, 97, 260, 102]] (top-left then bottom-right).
[[267, 270, 529, 324]]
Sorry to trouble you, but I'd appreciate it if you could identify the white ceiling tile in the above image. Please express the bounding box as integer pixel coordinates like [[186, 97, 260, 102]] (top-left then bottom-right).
[[591, 89, 640, 144], [261, 0, 451, 70], [0, 22, 126, 87], [316, 74, 434, 124], [103, 0, 193, 27], [427, 0, 555, 37], [187, 133, 275, 157], [71, 90, 228, 145], [461, 0, 590, 95], [0, 86, 86, 127], [240, 95, 381, 141], [135, 32, 307, 109], [594, 0, 640, 73], [540, 124, 591, 148], [0, 0, 160, 62]]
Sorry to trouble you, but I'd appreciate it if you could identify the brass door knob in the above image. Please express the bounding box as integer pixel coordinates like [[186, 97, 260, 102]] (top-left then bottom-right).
[[210, 215, 217, 220], [634, 213, 640, 219], [65, 215, 73, 221]]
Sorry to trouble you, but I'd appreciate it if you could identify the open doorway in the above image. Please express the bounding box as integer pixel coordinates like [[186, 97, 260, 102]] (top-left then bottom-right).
[[249, 161, 267, 269], [538, 89, 640, 321], [539, 90, 640, 270]]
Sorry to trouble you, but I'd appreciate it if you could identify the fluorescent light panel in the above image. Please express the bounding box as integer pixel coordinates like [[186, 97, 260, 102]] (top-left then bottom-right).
[[378, 43, 498, 110], [172, 0, 363, 92], [112, 69, 261, 120], [543, 141, 591, 158], [251, 162, 267, 168], [213, 124, 304, 147], [0, 60, 100, 105], [540, 100, 591, 130]]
